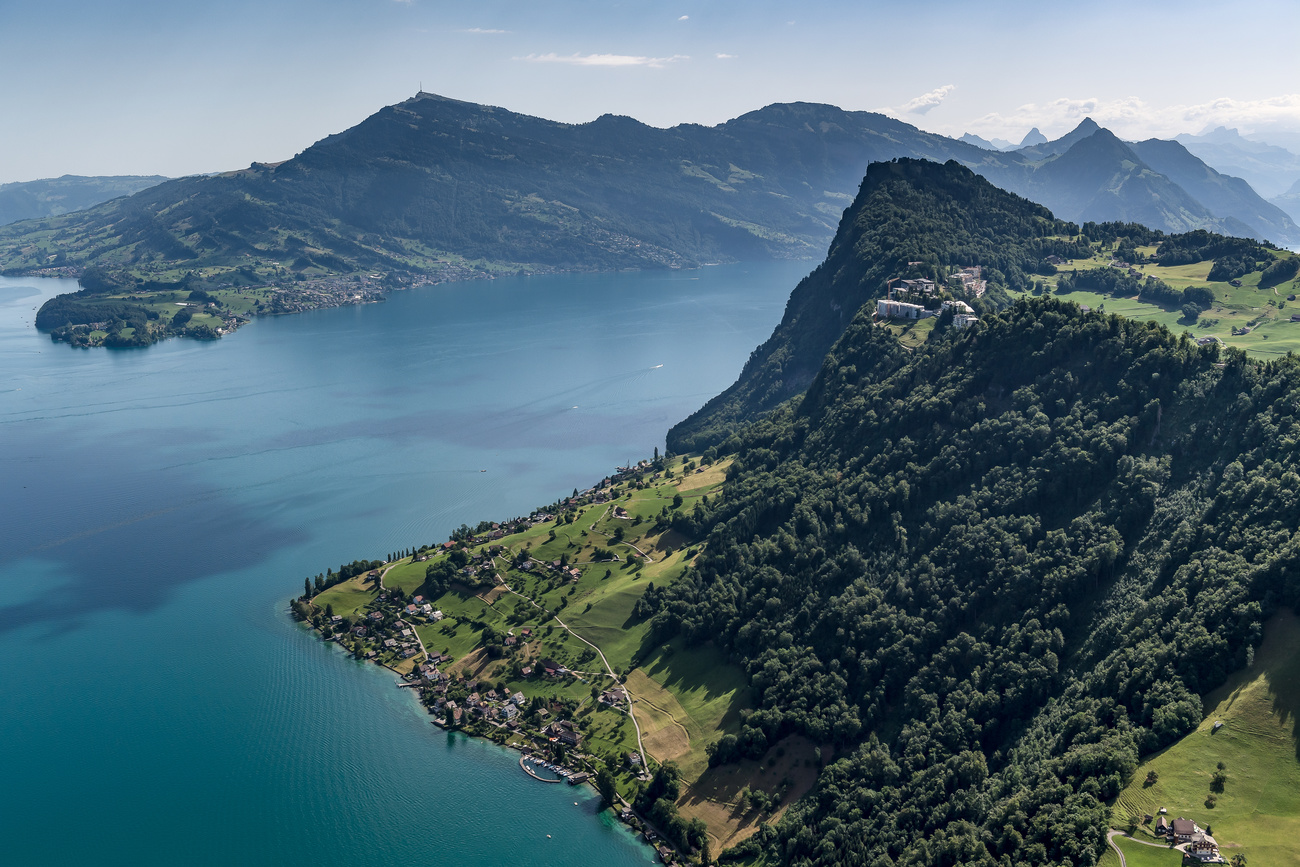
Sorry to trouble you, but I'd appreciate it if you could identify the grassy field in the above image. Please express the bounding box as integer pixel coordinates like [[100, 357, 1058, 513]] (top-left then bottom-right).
[[308, 453, 764, 842], [1021, 244, 1300, 358], [1111, 609, 1300, 866], [1097, 835, 1184, 867], [882, 316, 937, 349], [311, 574, 376, 618]]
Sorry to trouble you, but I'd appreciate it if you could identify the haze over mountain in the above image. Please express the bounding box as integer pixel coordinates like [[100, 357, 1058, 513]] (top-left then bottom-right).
[[1273, 177, 1300, 226], [1018, 126, 1048, 147], [0, 175, 168, 227], [1176, 126, 1300, 198], [958, 132, 1016, 151], [2, 95, 1295, 293]]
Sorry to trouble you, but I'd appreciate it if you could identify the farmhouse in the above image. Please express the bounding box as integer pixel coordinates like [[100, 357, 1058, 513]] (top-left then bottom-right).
[[1186, 834, 1221, 862], [1171, 817, 1199, 843]]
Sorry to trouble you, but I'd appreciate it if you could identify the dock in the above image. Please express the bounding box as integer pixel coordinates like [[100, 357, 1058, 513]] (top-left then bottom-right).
[[519, 755, 563, 783]]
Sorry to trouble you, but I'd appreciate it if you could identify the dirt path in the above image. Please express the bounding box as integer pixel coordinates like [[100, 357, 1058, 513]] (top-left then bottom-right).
[[496, 575, 648, 768]]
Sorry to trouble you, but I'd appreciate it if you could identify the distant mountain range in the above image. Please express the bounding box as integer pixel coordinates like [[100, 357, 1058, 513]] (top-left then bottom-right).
[[1, 94, 1296, 288], [0, 175, 168, 227], [1176, 126, 1300, 198]]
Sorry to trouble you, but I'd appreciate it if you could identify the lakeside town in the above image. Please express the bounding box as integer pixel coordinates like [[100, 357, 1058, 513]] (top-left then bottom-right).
[[292, 455, 738, 866]]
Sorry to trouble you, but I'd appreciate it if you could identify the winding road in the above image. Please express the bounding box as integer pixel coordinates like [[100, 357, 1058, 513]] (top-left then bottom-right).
[[1107, 829, 1186, 867], [496, 573, 649, 767]]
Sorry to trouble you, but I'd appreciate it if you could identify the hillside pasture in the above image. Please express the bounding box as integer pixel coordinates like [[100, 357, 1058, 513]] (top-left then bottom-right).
[[1111, 610, 1300, 867]]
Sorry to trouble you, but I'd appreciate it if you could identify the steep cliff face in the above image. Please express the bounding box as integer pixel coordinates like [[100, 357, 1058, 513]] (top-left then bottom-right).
[[667, 158, 1080, 453]]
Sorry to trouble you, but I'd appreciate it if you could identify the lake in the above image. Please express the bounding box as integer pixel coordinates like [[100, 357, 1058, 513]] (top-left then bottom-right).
[[0, 261, 810, 866]]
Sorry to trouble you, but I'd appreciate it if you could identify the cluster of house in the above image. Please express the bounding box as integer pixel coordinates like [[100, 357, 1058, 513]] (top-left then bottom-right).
[[1109, 258, 1146, 279], [951, 266, 986, 298], [405, 594, 443, 621], [434, 681, 530, 726], [1152, 815, 1222, 863], [886, 268, 986, 301], [876, 297, 979, 329]]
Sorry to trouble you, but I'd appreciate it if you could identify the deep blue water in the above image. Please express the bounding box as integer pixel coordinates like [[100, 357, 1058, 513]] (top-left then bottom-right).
[[0, 261, 809, 866]]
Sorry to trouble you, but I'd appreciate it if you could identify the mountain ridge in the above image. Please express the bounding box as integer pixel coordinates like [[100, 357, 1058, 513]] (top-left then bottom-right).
[[5, 96, 1297, 351]]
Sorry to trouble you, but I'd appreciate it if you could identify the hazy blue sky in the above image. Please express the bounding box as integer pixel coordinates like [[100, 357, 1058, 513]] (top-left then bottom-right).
[[3, 0, 1300, 183]]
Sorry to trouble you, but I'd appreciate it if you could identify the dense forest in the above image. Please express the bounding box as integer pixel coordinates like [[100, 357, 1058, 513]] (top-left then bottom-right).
[[640, 295, 1300, 866], [668, 161, 1282, 455], [668, 159, 1088, 453]]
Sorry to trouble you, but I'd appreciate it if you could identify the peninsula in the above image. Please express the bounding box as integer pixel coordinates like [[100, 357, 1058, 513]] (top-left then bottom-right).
[[295, 454, 760, 864], [294, 162, 1300, 866]]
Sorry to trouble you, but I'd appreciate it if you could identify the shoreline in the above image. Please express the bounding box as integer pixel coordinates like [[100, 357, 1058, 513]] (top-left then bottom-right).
[[289, 454, 718, 865], [304, 614, 676, 861]]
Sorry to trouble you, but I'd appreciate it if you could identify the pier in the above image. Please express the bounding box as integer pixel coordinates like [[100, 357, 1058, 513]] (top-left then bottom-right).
[[519, 755, 564, 783]]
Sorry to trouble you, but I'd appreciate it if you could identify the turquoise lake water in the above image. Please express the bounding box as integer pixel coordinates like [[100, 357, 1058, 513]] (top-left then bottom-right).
[[0, 261, 810, 866]]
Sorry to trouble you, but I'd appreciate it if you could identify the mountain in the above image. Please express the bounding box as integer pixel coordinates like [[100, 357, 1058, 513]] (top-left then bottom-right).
[[648, 289, 1300, 866], [667, 158, 1087, 452], [4, 97, 1294, 332], [982, 123, 1300, 244], [958, 132, 998, 150], [1176, 126, 1300, 198], [0, 174, 168, 226], [1018, 128, 1256, 235], [1272, 177, 1300, 227], [645, 163, 1300, 865], [1129, 137, 1300, 243], [1015, 117, 1101, 159], [1019, 126, 1048, 147], [667, 157, 1283, 453], [959, 132, 1017, 151], [0, 95, 995, 282]]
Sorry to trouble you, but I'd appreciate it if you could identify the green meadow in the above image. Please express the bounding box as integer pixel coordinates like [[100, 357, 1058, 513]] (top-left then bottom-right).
[[1111, 610, 1300, 866], [1024, 244, 1300, 358]]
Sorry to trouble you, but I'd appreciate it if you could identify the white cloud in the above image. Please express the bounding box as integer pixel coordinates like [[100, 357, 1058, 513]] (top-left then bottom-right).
[[962, 94, 1300, 142], [678, 15, 689, 21], [716, 53, 736, 60], [519, 52, 688, 69], [464, 28, 507, 34], [896, 84, 955, 116]]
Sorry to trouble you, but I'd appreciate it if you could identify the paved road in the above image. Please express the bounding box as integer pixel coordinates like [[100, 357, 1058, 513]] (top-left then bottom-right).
[[1108, 829, 1185, 867], [377, 562, 430, 660], [1107, 830, 1128, 867]]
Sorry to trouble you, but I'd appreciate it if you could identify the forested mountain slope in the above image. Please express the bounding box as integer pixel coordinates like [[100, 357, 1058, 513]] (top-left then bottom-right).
[[642, 296, 1300, 866], [0, 174, 167, 226], [2, 97, 1292, 294], [0, 95, 992, 280], [668, 159, 1088, 453]]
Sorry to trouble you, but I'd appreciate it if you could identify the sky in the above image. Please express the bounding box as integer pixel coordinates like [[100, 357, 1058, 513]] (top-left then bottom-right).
[[4, 0, 1300, 184]]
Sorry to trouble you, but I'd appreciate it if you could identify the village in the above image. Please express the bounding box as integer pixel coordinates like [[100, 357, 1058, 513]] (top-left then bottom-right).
[[874, 265, 985, 327], [294, 454, 730, 866]]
